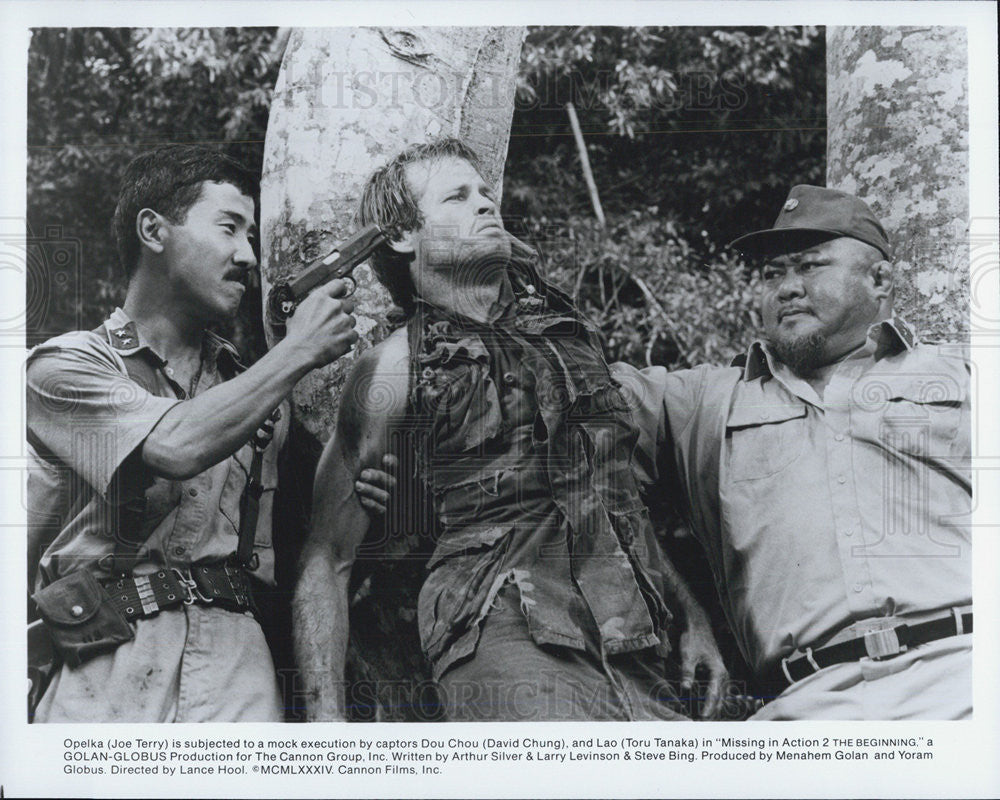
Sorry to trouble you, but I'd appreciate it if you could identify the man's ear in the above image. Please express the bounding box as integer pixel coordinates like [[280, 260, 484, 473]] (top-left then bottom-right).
[[136, 208, 166, 255], [871, 259, 894, 301], [387, 229, 416, 255]]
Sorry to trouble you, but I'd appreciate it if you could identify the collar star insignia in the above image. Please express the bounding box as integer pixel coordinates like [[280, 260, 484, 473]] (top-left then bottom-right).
[[108, 321, 140, 351]]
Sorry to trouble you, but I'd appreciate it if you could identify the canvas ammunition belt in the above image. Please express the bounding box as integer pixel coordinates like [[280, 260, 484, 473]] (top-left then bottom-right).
[[101, 563, 256, 621]]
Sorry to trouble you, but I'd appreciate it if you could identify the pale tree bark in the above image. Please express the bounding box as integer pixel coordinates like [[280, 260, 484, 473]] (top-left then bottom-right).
[[261, 27, 524, 435], [827, 27, 969, 342], [260, 26, 525, 720]]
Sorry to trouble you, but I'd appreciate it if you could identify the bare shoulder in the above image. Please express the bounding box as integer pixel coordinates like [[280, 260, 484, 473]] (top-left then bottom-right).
[[344, 328, 410, 417], [336, 327, 411, 456], [359, 326, 410, 377]]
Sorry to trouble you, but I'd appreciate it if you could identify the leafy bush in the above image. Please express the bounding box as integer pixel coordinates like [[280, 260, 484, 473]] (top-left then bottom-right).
[[506, 26, 823, 366], [27, 27, 283, 349], [527, 211, 763, 369]]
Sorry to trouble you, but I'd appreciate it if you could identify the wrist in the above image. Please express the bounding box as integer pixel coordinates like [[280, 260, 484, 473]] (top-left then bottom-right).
[[271, 336, 322, 374]]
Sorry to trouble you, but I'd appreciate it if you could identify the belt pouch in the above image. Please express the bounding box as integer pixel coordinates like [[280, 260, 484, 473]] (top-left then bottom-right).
[[32, 570, 135, 668]]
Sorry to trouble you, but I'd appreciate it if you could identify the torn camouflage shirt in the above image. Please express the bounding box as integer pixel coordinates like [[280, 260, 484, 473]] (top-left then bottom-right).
[[406, 252, 677, 680]]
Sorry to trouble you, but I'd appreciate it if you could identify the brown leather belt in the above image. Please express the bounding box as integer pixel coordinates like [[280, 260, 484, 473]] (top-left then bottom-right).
[[759, 611, 972, 701], [101, 563, 256, 621]]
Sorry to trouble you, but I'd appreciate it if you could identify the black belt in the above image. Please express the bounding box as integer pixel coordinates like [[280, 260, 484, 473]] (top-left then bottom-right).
[[759, 612, 972, 700], [101, 563, 256, 622]]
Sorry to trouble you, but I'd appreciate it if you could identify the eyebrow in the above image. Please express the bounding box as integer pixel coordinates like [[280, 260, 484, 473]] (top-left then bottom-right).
[[436, 179, 494, 199], [436, 180, 470, 196], [767, 249, 826, 265]]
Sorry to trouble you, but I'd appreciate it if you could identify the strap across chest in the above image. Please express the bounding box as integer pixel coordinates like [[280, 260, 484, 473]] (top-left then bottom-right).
[[93, 324, 277, 577]]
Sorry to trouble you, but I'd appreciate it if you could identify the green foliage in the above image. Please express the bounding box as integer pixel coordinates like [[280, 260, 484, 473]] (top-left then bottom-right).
[[528, 212, 762, 369], [506, 26, 824, 365], [27, 27, 282, 348], [510, 26, 825, 239]]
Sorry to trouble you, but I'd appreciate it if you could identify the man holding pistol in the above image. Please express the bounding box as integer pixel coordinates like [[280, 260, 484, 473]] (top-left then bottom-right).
[[26, 145, 368, 722]]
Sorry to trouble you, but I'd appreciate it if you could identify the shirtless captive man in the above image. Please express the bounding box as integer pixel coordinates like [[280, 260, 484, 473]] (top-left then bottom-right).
[[294, 138, 728, 722]]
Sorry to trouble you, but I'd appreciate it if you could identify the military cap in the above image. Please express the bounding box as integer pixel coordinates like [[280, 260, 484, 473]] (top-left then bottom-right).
[[729, 185, 891, 260]]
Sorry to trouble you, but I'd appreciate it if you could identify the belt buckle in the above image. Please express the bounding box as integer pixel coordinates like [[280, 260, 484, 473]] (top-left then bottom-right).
[[171, 567, 213, 605], [859, 618, 907, 661]]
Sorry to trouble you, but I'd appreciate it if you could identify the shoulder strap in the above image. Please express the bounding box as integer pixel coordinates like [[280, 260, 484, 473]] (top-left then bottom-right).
[[94, 325, 275, 574], [235, 407, 280, 570], [92, 325, 150, 575], [222, 351, 281, 571]]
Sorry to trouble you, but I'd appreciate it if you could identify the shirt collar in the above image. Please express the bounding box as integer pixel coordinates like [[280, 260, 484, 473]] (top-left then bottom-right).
[[103, 307, 165, 362], [736, 316, 920, 381], [101, 307, 243, 374]]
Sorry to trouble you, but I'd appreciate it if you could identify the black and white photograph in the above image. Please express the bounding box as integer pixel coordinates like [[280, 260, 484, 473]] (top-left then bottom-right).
[[1, 1, 998, 798]]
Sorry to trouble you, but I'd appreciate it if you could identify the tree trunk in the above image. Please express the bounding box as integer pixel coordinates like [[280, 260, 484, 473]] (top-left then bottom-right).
[[261, 26, 524, 435], [260, 26, 524, 720], [826, 27, 969, 342]]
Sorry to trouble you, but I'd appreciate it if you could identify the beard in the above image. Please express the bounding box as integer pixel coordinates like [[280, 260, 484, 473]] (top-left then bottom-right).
[[767, 330, 828, 375]]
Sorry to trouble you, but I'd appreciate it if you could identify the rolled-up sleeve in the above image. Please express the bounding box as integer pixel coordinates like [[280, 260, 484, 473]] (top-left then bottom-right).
[[26, 335, 180, 498]]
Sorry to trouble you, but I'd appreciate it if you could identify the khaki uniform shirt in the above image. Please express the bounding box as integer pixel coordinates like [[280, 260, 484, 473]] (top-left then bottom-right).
[[27, 307, 284, 589], [620, 318, 971, 677], [26, 308, 286, 721]]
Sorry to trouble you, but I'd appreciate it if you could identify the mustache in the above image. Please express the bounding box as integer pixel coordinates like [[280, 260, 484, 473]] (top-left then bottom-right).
[[224, 267, 250, 285]]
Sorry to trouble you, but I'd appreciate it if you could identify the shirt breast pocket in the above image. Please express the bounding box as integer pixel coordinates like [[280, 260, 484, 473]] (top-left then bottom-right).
[[726, 401, 808, 482], [858, 373, 966, 459]]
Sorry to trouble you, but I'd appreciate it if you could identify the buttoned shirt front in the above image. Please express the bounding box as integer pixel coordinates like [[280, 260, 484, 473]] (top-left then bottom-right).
[[619, 318, 971, 677]]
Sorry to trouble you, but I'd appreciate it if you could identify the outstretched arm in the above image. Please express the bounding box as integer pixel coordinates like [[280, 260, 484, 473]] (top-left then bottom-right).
[[610, 361, 728, 718], [143, 281, 359, 479], [293, 329, 409, 721]]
